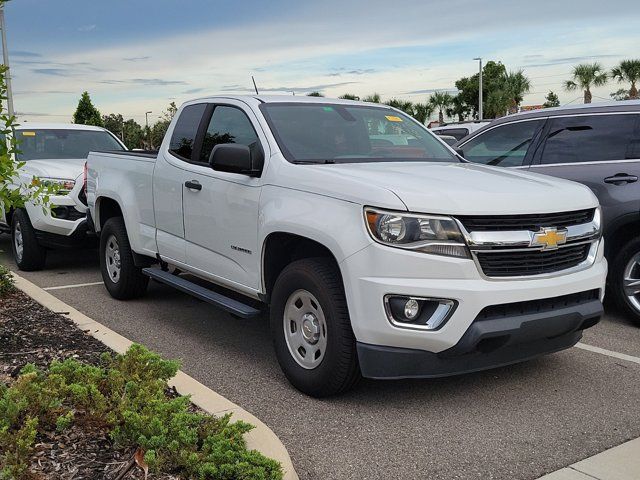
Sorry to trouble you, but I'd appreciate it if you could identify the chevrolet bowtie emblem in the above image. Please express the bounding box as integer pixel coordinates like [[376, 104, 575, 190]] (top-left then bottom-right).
[[531, 227, 568, 250]]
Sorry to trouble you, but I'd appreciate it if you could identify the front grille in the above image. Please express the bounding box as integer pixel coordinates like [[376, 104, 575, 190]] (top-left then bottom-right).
[[476, 243, 591, 277], [476, 289, 599, 322], [458, 209, 595, 232]]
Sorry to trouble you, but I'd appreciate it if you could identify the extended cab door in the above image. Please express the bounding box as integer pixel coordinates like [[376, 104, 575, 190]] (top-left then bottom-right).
[[529, 113, 640, 231], [181, 102, 267, 293]]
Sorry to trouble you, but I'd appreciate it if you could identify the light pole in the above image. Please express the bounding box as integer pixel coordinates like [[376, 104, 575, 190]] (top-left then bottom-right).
[[473, 57, 482, 120], [0, 6, 15, 117], [145, 111, 152, 148]]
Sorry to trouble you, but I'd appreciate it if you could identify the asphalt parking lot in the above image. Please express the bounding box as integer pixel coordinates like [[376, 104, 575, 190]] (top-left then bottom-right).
[[2, 238, 640, 480]]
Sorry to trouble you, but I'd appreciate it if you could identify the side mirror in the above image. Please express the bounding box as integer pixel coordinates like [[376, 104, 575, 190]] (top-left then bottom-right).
[[209, 144, 260, 176], [455, 148, 466, 159]]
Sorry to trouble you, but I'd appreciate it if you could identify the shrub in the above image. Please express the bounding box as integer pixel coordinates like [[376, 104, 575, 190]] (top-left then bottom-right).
[[0, 344, 282, 480], [0, 265, 13, 296]]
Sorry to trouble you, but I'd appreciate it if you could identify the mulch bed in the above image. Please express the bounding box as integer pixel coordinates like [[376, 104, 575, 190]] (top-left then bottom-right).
[[0, 289, 178, 479]]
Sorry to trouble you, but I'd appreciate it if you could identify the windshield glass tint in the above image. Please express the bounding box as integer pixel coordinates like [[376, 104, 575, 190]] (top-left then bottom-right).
[[16, 129, 124, 161], [261, 103, 457, 164]]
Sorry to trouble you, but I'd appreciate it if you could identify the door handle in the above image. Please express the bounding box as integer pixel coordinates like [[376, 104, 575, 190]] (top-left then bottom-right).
[[184, 180, 202, 191], [604, 174, 638, 185]]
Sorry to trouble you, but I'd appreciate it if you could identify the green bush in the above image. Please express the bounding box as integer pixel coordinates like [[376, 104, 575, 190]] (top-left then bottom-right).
[[0, 265, 13, 296], [0, 344, 282, 480]]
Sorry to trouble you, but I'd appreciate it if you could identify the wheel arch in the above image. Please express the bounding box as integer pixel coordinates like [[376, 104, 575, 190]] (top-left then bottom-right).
[[604, 212, 640, 261], [95, 196, 124, 231]]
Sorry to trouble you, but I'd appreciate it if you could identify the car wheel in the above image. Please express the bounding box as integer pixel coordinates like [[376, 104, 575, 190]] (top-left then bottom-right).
[[100, 217, 149, 300], [270, 257, 360, 397], [611, 236, 640, 325], [11, 208, 46, 271]]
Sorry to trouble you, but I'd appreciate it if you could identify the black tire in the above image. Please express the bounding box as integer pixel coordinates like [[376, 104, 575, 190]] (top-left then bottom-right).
[[11, 208, 46, 271], [610, 236, 640, 326], [100, 217, 149, 300], [270, 258, 360, 397]]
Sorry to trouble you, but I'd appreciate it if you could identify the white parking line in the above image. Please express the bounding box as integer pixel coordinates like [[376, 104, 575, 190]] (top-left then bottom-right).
[[43, 281, 104, 291], [575, 342, 640, 365]]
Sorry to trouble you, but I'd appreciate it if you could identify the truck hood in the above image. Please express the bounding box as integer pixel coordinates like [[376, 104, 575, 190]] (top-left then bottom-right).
[[293, 162, 598, 215], [19, 159, 85, 180]]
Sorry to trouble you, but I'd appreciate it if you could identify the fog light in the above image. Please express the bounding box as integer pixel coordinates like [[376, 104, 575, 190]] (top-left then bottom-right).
[[385, 295, 457, 331], [404, 299, 420, 319]]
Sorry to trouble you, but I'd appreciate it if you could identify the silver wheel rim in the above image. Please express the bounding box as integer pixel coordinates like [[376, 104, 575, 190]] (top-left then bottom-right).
[[105, 234, 121, 284], [283, 289, 328, 370], [13, 221, 23, 262], [624, 252, 640, 313]]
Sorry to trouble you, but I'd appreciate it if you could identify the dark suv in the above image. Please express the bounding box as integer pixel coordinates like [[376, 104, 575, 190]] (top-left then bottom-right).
[[456, 100, 640, 323]]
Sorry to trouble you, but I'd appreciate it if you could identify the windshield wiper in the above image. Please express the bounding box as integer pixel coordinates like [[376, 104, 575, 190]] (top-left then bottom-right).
[[292, 159, 335, 164]]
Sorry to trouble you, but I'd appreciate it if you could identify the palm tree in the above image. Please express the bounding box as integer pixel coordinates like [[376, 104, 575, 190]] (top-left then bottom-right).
[[362, 93, 382, 103], [564, 63, 608, 104], [429, 91, 454, 123], [306, 91, 324, 97], [504, 70, 531, 113], [384, 99, 414, 115], [339, 93, 360, 101], [412, 103, 433, 125], [611, 59, 640, 100]]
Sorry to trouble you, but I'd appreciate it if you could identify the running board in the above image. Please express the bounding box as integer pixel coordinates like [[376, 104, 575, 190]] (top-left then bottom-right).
[[142, 268, 261, 318]]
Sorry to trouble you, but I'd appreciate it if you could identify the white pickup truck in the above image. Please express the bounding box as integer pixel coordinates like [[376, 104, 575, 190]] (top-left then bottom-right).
[[1, 123, 126, 270], [87, 96, 607, 397]]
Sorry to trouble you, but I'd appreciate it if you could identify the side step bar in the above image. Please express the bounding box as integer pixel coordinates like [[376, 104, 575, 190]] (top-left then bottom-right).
[[142, 268, 261, 318]]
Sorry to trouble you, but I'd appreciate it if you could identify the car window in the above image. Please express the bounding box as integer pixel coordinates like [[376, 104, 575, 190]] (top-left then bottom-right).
[[437, 128, 469, 140], [169, 103, 207, 161], [199, 106, 260, 164], [540, 114, 640, 164], [461, 120, 543, 167], [15, 129, 124, 161]]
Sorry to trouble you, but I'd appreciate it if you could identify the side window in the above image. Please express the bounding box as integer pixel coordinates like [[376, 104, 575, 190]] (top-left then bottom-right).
[[200, 106, 260, 163], [169, 103, 207, 160], [540, 114, 639, 165], [461, 120, 543, 167]]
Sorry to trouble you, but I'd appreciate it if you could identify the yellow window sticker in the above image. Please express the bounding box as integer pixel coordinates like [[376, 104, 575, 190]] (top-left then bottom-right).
[[385, 115, 402, 122], [21, 131, 36, 136]]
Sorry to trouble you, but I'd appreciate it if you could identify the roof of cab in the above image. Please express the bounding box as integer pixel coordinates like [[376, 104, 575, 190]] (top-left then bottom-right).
[[15, 123, 109, 131]]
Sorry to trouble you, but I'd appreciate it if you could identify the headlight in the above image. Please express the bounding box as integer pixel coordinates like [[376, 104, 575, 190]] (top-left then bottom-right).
[[364, 208, 470, 258], [37, 178, 76, 195]]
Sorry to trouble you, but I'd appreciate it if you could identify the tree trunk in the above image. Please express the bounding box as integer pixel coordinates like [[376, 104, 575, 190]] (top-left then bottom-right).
[[584, 89, 592, 104], [630, 83, 638, 100], [438, 110, 444, 124]]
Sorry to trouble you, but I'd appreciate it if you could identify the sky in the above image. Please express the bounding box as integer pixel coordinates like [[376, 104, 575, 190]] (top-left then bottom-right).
[[5, 0, 640, 124]]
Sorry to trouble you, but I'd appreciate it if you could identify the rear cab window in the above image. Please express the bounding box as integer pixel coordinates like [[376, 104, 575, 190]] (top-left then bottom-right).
[[169, 103, 207, 161]]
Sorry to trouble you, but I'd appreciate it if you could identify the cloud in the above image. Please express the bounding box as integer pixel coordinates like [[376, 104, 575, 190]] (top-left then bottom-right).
[[123, 56, 151, 61], [329, 68, 377, 77], [14, 90, 74, 95], [32, 68, 70, 76], [99, 78, 188, 86], [10, 50, 42, 58], [78, 24, 96, 32], [522, 54, 621, 68], [404, 88, 458, 95], [183, 87, 206, 94], [220, 81, 358, 94]]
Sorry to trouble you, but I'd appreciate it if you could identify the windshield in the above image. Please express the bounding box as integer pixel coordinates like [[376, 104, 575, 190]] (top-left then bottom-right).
[[16, 129, 124, 161], [260, 103, 458, 164]]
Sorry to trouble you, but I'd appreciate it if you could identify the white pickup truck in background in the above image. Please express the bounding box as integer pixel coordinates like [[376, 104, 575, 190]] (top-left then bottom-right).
[[87, 96, 606, 397], [1, 124, 126, 270]]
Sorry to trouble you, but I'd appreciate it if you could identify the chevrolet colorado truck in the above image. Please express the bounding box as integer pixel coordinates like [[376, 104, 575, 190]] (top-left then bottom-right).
[[1, 123, 126, 270], [86, 96, 607, 397]]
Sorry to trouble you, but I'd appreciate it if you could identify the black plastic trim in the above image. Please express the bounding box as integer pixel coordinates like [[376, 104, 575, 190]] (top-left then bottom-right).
[[34, 221, 96, 249]]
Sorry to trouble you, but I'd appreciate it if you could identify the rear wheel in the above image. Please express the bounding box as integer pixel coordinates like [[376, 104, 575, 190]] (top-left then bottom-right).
[[270, 258, 360, 397], [100, 217, 149, 299], [611, 236, 640, 325], [11, 209, 46, 271]]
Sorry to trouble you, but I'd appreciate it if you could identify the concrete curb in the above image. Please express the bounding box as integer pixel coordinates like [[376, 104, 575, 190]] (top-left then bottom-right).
[[12, 271, 298, 480]]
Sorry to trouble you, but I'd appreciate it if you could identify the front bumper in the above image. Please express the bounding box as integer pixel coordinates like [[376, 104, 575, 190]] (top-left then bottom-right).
[[357, 292, 602, 379]]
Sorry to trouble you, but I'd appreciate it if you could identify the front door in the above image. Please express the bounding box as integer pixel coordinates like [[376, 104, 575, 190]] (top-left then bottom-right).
[[182, 102, 266, 293]]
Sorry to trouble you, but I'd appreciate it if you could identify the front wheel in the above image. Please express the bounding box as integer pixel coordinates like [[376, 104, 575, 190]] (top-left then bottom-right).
[[611, 236, 640, 326], [270, 258, 360, 397], [11, 209, 46, 271], [100, 217, 149, 300]]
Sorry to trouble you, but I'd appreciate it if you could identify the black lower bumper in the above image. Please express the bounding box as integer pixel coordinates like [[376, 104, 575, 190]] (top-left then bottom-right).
[[358, 297, 603, 379], [35, 221, 97, 249]]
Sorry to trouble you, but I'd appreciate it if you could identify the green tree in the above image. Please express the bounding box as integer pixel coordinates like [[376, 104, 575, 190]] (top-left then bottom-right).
[[306, 91, 324, 97], [610, 88, 630, 101], [429, 91, 454, 123], [72, 91, 103, 126], [149, 102, 178, 148], [102, 113, 124, 140], [122, 119, 144, 149], [454, 61, 507, 119], [0, 65, 52, 223], [384, 98, 414, 115], [412, 103, 433, 124], [504, 70, 531, 113], [446, 95, 471, 122], [611, 59, 640, 100], [339, 93, 360, 100], [543, 91, 560, 108], [564, 62, 608, 104], [362, 93, 382, 103]]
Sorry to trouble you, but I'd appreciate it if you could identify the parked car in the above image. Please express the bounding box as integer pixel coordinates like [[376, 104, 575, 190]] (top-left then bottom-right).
[[0, 124, 126, 270], [436, 134, 458, 146], [455, 100, 640, 323], [430, 121, 490, 141], [87, 96, 605, 397]]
